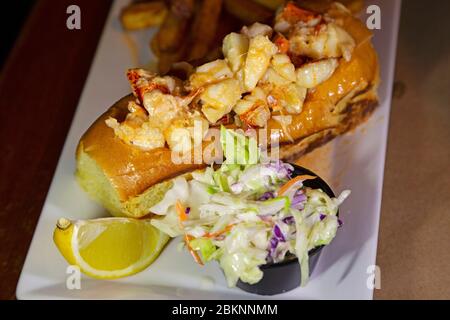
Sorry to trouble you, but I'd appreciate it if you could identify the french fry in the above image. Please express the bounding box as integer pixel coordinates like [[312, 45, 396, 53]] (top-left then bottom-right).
[[158, 43, 187, 74], [120, 1, 168, 30], [150, 34, 161, 57], [156, 10, 190, 53], [336, 0, 364, 13], [203, 46, 223, 64], [188, 11, 242, 66], [224, 0, 274, 24], [296, 0, 364, 14], [155, 1, 197, 71], [187, 0, 223, 61], [170, 0, 196, 18], [253, 0, 285, 11], [211, 10, 242, 49]]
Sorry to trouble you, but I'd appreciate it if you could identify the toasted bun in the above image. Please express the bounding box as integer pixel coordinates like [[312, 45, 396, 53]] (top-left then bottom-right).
[[76, 12, 379, 217], [76, 95, 202, 217]]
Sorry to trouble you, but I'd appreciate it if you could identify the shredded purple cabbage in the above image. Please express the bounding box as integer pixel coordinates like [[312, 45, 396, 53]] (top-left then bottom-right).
[[268, 237, 279, 259], [266, 161, 294, 179], [268, 224, 288, 260], [291, 190, 307, 209], [185, 207, 191, 214], [259, 191, 275, 201], [320, 214, 343, 226], [270, 236, 278, 248], [292, 191, 306, 205], [273, 224, 286, 242], [282, 216, 295, 225]]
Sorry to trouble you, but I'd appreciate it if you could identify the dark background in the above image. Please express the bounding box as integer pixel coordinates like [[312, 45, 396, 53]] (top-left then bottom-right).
[[0, 0, 112, 299], [0, 1, 35, 72]]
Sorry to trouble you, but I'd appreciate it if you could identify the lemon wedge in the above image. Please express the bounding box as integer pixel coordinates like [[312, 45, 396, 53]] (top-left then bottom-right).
[[53, 217, 169, 279]]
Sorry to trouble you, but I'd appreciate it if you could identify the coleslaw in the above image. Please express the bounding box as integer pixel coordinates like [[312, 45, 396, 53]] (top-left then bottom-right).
[[150, 127, 350, 287]]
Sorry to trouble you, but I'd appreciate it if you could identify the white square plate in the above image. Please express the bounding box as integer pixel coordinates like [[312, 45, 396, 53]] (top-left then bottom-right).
[[17, 0, 401, 299]]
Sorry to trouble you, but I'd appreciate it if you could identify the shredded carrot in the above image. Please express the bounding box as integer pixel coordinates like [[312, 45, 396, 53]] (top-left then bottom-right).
[[177, 202, 203, 266], [274, 33, 289, 54], [278, 174, 316, 196], [204, 224, 235, 238], [176, 200, 188, 222], [185, 235, 204, 266]]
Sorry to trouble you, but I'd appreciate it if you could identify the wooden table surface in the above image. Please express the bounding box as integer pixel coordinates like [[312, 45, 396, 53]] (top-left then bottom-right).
[[0, 0, 449, 300]]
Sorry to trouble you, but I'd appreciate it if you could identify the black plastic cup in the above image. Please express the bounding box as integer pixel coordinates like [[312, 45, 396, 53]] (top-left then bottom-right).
[[236, 164, 337, 296]]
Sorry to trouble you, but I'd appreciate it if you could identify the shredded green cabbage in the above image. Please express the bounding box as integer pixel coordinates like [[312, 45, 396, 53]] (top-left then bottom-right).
[[150, 128, 351, 287]]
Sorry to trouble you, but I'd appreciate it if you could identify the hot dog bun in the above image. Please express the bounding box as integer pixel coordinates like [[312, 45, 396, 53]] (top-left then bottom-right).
[[76, 3, 379, 217]]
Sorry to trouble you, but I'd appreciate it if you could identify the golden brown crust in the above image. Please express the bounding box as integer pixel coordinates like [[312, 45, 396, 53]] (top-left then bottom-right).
[[76, 96, 203, 201], [266, 12, 379, 143], [78, 91, 377, 203], [77, 11, 379, 203], [279, 95, 378, 161]]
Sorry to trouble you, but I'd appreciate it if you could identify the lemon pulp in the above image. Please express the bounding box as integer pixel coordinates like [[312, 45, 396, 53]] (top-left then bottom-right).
[[54, 217, 169, 279]]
